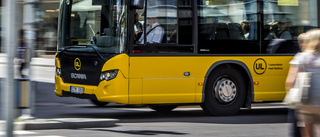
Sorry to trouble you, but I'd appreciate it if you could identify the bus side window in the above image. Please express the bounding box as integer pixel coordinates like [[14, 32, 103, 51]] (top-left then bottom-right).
[[133, 0, 194, 54], [262, 0, 315, 54]]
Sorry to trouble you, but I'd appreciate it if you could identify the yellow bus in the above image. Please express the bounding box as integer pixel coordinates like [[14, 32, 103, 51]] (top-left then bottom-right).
[[55, 0, 319, 115]]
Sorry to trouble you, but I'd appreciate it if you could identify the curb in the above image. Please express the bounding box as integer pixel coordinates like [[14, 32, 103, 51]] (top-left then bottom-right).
[[1, 118, 118, 130]]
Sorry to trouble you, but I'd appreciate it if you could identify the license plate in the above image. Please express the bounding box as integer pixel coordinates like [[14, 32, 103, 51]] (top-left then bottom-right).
[[70, 86, 84, 94]]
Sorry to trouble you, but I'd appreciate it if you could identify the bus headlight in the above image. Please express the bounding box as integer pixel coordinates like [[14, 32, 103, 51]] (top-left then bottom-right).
[[100, 70, 118, 81], [56, 68, 62, 76]]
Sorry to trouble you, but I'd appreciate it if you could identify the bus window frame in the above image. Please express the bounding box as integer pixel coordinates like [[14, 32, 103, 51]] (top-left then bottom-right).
[[59, 0, 72, 51], [129, 0, 319, 56]]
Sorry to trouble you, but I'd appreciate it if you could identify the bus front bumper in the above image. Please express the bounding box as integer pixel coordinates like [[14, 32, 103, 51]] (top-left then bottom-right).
[[54, 72, 128, 104]]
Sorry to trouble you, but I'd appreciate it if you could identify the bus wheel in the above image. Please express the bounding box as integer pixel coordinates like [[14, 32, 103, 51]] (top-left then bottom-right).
[[201, 67, 246, 116], [90, 99, 109, 107], [147, 105, 178, 112]]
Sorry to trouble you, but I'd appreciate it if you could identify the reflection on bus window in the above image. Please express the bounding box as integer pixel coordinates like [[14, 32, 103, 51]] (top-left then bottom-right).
[[198, 0, 258, 41]]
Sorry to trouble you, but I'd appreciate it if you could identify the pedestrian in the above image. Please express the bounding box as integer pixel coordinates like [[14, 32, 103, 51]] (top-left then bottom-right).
[[285, 32, 308, 137], [286, 29, 320, 137], [17, 29, 27, 78]]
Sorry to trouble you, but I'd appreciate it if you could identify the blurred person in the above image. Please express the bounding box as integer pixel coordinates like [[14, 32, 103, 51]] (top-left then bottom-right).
[[274, 18, 293, 40], [266, 19, 294, 53], [265, 22, 278, 40], [265, 18, 292, 40], [286, 29, 320, 137], [297, 33, 308, 52], [16, 29, 27, 78], [285, 33, 308, 137], [241, 21, 250, 40], [134, 12, 143, 42]]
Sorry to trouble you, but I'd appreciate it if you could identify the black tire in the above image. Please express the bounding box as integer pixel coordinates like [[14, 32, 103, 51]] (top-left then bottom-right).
[[147, 105, 178, 112], [90, 99, 109, 107], [201, 67, 246, 116]]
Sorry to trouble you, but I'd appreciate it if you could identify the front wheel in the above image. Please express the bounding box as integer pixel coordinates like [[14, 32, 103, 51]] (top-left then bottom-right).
[[201, 67, 247, 116]]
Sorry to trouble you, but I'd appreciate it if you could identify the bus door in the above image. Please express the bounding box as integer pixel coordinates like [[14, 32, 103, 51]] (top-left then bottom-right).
[[130, 0, 196, 104]]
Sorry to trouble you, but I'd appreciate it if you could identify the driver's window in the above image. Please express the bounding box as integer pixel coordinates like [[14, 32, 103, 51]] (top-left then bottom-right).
[[135, 0, 177, 45], [133, 0, 194, 54]]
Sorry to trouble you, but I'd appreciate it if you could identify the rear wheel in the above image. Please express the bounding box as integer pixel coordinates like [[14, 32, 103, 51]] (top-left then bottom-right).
[[201, 67, 246, 116], [147, 105, 178, 112], [90, 99, 109, 107]]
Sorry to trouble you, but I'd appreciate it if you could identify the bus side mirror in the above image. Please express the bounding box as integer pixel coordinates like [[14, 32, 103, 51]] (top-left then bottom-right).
[[132, 0, 144, 9]]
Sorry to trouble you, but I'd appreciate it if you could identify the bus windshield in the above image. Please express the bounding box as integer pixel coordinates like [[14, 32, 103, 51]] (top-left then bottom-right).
[[58, 0, 127, 54]]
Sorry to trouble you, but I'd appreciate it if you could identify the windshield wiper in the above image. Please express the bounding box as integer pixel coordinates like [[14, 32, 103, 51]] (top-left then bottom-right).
[[85, 45, 107, 60], [57, 45, 107, 60]]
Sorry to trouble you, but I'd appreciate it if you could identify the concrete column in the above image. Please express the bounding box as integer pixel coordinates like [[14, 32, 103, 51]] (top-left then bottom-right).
[[1, 0, 17, 136]]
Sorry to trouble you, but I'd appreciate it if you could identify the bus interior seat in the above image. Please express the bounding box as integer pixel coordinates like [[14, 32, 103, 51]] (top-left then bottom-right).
[[304, 26, 316, 32], [207, 24, 218, 40], [290, 26, 315, 39], [215, 23, 229, 40], [275, 40, 300, 53], [207, 18, 218, 40], [198, 17, 218, 40], [162, 24, 176, 44], [199, 23, 215, 40], [96, 28, 114, 46], [263, 25, 271, 39], [168, 29, 176, 43], [161, 25, 168, 44], [161, 30, 168, 43], [228, 23, 244, 40], [102, 28, 113, 36]]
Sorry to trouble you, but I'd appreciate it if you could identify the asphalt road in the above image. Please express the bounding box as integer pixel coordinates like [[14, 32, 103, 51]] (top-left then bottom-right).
[[11, 82, 288, 137], [0, 58, 291, 137]]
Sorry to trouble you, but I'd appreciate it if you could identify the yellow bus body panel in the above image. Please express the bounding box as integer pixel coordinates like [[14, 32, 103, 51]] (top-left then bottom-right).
[[56, 54, 293, 104], [129, 56, 293, 104]]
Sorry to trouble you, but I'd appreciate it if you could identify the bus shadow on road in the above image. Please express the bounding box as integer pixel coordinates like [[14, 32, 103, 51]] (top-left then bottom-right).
[[84, 128, 188, 136], [62, 105, 288, 125]]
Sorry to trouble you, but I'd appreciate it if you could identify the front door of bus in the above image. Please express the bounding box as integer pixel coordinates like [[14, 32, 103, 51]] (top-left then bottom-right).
[[129, 57, 196, 104]]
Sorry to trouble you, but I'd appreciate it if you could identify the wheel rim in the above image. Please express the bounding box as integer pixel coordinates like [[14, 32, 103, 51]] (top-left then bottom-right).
[[214, 77, 237, 104]]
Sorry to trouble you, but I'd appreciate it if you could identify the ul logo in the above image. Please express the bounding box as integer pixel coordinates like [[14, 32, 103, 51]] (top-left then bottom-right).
[[253, 58, 267, 75], [74, 58, 81, 71]]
